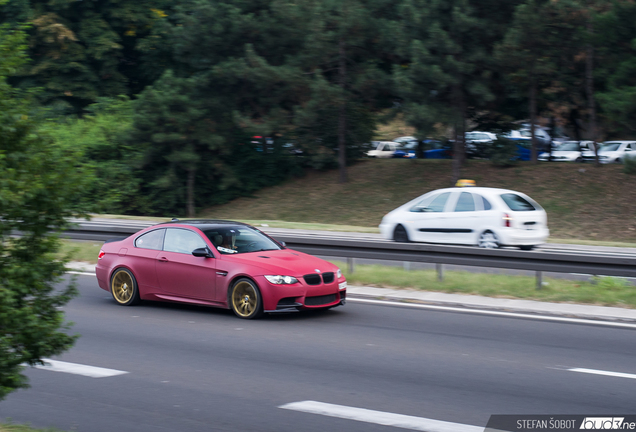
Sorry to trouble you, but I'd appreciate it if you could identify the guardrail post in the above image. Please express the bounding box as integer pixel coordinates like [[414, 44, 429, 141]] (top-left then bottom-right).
[[536, 271, 543, 290], [347, 257, 355, 274], [403, 261, 411, 271], [436, 263, 444, 282]]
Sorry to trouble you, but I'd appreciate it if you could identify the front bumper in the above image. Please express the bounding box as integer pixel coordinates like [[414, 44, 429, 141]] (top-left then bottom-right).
[[259, 276, 347, 313]]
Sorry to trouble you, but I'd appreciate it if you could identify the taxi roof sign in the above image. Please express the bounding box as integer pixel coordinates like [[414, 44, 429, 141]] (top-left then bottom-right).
[[456, 179, 476, 187]]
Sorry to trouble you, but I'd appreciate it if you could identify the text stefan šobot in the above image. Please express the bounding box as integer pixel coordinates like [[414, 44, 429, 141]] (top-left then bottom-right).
[[486, 416, 636, 432]]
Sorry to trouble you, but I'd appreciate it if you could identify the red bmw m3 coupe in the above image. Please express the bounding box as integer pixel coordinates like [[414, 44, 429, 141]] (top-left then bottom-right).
[[96, 220, 347, 319]]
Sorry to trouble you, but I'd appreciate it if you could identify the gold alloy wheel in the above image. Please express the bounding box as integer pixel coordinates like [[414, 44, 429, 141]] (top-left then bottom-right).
[[111, 269, 135, 304], [231, 280, 259, 318]]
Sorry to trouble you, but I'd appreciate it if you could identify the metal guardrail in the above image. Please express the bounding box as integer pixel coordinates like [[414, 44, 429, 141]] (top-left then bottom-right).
[[65, 220, 636, 280]]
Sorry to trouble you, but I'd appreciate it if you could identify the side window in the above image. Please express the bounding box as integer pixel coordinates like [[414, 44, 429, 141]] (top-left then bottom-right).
[[135, 229, 165, 250], [427, 192, 451, 212], [479, 195, 492, 210], [454, 192, 475, 212], [163, 229, 207, 254]]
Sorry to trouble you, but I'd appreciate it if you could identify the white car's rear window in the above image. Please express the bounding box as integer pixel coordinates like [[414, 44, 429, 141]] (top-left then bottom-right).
[[500, 193, 540, 211]]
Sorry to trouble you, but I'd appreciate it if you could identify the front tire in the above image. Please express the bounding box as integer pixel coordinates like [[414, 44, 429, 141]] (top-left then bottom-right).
[[478, 231, 500, 249], [518, 245, 535, 251], [230, 278, 263, 319], [393, 225, 410, 243], [110, 268, 140, 306]]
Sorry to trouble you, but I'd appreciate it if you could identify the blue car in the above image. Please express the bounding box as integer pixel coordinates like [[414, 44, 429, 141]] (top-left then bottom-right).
[[392, 141, 418, 159]]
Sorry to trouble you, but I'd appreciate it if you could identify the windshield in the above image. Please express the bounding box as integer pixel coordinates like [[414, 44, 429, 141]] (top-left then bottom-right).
[[556, 142, 579, 151], [202, 226, 282, 254], [599, 143, 621, 152], [466, 132, 485, 140]]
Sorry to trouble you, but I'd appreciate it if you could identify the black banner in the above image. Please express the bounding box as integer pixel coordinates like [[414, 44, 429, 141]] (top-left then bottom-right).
[[486, 416, 636, 432]]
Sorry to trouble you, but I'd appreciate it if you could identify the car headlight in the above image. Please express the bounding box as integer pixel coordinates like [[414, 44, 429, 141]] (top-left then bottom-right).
[[337, 268, 342, 278], [264, 275, 299, 285]]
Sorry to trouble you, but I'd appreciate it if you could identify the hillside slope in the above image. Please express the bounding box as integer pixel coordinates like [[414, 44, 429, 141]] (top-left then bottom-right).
[[200, 159, 636, 242]]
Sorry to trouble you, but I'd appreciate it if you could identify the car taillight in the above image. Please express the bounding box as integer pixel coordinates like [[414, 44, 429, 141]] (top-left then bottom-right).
[[98, 250, 105, 260], [503, 213, 512, 227]]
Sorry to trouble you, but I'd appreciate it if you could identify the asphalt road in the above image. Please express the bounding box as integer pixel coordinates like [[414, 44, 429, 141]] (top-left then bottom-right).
[[2, 274, 635, 432]]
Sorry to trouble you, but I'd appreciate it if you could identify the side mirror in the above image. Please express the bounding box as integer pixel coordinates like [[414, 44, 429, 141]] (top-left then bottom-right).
[[192, 247, 213, 258], [280, 241, 286, 248]]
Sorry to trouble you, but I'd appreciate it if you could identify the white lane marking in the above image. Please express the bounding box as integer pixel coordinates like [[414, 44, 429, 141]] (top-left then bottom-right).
[[569, 368, 636, 380], [67, 271, 95, 276], [347, 298, 636, 329], [33, 359, 128, 378], [279, 401, 482, 432]]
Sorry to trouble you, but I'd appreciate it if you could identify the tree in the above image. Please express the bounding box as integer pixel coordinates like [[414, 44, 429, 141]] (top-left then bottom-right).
[[596, 1, 636, 138], [496, 0, 559, 163], [42, 96, 146, 215], [0, 18, 87, 400], [395, 0, 517, 182], [0, 0, 174, 112]]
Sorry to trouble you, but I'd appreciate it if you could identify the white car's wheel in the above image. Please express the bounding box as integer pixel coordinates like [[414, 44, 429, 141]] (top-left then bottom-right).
[[393, 225, 410, 243], [478, 231, 500, 249]]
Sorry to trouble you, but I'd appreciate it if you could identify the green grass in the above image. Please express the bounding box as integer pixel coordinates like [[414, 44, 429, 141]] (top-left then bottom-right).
[[332, 261, 636, 308], [58, 239, 103, 263], [0, 423, 64, 432]]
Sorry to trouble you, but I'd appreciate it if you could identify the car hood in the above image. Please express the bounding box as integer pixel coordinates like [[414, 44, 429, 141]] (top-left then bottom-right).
[[540, 151, 579, 158], [221, 249, 337, 276], [584, 150, 620, 156]]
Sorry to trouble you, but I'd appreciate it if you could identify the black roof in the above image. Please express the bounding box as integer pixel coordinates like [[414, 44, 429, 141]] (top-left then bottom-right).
[[158, 219, 253, 230]]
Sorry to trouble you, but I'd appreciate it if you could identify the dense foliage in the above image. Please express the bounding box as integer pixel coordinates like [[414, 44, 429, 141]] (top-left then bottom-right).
[[1, 0, 635, 216], [0, 20, 88, 400]]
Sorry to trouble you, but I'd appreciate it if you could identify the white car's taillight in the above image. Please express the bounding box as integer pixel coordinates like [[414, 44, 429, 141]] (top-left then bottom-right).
[[503, 213, 512, 228]]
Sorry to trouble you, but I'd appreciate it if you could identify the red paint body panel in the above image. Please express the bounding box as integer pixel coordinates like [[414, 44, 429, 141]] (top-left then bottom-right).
[[96, 221, 346, 315]]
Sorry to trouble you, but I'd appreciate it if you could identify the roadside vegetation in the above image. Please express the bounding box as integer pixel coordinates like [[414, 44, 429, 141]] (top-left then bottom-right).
[[0, 423, 61, 432], [333, 262, 636, 308]]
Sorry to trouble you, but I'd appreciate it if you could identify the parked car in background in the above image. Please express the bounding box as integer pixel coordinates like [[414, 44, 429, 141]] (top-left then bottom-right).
[[379, 184, 549, 250], [367, 141, 400, 158], [504, 128, 552, 152], [538, 141, 594, 162], [393, 141, 418, 158], [582, 141, 636, 163], [465, 131, 496, 158], [423, 139, 452, 159]]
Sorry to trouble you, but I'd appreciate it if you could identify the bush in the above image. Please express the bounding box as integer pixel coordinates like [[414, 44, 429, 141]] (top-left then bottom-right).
[[623, 155, 636, 174], [489, 138, 519, 167]]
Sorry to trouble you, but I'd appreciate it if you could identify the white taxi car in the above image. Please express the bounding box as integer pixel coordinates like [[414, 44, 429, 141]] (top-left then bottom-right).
[[379, 186, 549, 250]]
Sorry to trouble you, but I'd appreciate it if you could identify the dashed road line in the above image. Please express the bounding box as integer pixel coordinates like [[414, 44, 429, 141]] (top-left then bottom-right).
[[33, 359, 128, 378], [569, 368, 636, 380], [279, 400, 482, 432]]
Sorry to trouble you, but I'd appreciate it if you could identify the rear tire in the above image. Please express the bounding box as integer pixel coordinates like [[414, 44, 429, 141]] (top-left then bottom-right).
[[518, 245, 535, 251], [110, 268, 140, 306], [393, 225, 410, 243], [478, 231, 500, 249]]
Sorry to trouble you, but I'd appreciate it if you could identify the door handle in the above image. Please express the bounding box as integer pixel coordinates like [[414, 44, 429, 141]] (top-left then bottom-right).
[[157, 257, 169, 262]]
